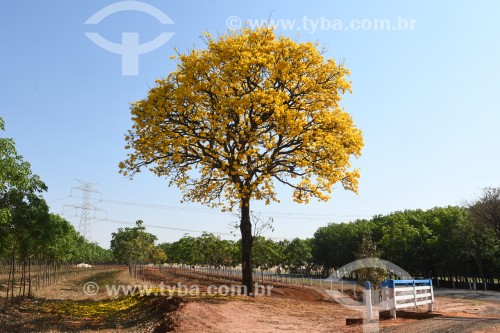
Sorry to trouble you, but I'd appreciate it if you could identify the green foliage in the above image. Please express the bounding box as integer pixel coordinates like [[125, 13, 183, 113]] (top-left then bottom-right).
[[150, 203, 500, 283], [311, 205, 500, 280], [467, 187, 500, 238], [110, 220, 161, 265], [0, 117, 46, 208], [161, 233, 239, 268], [251, 237, 283, 271], [280, 238, 314, 273], [198, 232, 237, 268], [353, 232, 387, 288], [0, 116, 111, 266], [311, 220, 372, 272], [0, 116, 47, 248]]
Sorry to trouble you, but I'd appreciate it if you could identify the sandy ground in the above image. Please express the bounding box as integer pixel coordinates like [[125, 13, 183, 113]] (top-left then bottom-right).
[[2, 267, 500, 333], [34, 268, 134, 300], [158, 268, 500, 333], [165, 269, 500, 333], [380, 289, 500, 333], [0, 267, 173, 333], [173, 297, 363, 333], [171, 292, 500, 333]]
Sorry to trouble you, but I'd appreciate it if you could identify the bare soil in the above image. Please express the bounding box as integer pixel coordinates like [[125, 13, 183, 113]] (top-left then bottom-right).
[[0, 267, 179, 332], [1, 267, 499, 333], [380, 291, 500, 333]]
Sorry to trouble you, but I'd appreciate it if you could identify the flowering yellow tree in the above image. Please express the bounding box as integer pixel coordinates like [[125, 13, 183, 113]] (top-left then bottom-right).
[[120, 27, 363, 294]]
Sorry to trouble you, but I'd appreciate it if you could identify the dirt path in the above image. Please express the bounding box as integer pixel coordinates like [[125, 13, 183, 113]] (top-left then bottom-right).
[[173, 297, 362, 333], [0, 267, 179, 333], [381, 316, 500, 333], [173, 288, 500, 333], [380, 289, 500, 333], [33, 267, 125, 300], [144, 268, 363, 332]]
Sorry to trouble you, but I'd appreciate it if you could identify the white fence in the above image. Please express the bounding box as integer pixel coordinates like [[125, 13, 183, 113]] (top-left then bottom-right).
[[380, 279, 434, 318]]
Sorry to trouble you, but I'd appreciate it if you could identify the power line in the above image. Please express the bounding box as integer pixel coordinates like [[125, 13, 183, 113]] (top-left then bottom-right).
[[100, 198, 371, 220], [94, 217, 285, 240], [63, 180, 106, 241], [102, 199, 221, 214], [94, 217, 235, 236], [48, 195, 72, 204], [58, 213, 287, 241], [56, 188, 368, 241]]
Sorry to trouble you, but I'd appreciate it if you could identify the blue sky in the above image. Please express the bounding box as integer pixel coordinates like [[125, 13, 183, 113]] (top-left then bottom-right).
[[1, 0, 499, 248]]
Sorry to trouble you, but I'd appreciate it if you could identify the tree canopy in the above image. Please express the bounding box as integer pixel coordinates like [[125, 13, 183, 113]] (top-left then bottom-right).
[[110, 220, 165, 265], [120, 27, 362, 208], [467, 187, 500, 238], [120, 27, 363, 293]]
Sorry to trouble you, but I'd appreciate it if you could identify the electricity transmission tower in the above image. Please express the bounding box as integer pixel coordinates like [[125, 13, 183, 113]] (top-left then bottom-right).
[[63, 180, 106, 241]]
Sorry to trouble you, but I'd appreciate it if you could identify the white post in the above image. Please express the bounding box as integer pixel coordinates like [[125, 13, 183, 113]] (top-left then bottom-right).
[[381, 286, 388, 310], [413, 280, 417, 307], [389, 286, 396, 318], [428, 279, 434, 312], [364, 281, 373, 320]]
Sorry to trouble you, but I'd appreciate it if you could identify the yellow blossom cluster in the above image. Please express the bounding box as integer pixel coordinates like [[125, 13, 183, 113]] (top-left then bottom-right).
[[120, 27, 363, 210]]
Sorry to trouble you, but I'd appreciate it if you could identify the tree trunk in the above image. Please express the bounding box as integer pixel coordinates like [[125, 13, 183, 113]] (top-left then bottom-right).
[[10, 251, 15, 305], [476, 258, 487, 291], [4, 257, 12, 309], [240, 197, 253, 295], [28, 258, 32, 297]]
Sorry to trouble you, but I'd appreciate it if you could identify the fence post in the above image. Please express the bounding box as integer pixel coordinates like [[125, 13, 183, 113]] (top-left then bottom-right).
[[413, 280, 417, 308], [388, 280, 396, 318], [381, 283, 388, 310], [364, 281, 373, 320], [428, 279, 434, 312]]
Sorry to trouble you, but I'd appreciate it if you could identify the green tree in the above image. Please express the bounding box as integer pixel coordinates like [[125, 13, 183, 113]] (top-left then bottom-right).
[[467, 187, 500, 238], [311, 220, 371, 275], [353, 231, 387, 288], [198, 233, 236, 268], [282, 238, 314, 273], [0, 116, 46, 251], [424, 207, 469, 278], [453, 213, 498, 287], [110, 220, 158, 265], [251, 237, 283, 281], [150, 245, 167, 266]]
